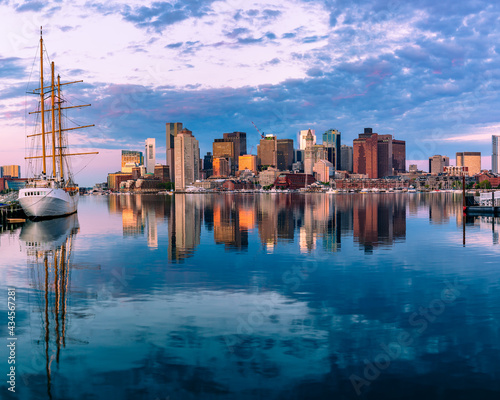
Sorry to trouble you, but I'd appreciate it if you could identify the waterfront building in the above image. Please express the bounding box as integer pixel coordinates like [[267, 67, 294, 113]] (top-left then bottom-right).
[[444, 165, 469, 176], [1, 165, 20, 178], [0, 177, 27, 191], [174, 129, 200, 191], [299, 129, 316, 150], [353, 128, 406, 178], [213, 157, 230, 177], [493, 135, 500, 174], [154, 165, 170, 182], [239, 155, 258, 174], [273, 173, 316, 190], [377, 134, 393, 178], [313, 160, 334, 183], [353, 128, 379, 178], [166, 122, 183, 181], [428, 155, 450, 175], [107, 172, 133, 191], [477, 171, 500, 188], [121, 151, 143, 173], [277, 139, 294, 171], [456, 152, 481, 176], [258, 167, 280, 187], [340, 145, 353, 173], [223, 132, 247, 156], [257, 135, 278, 168], [392, 139, 406, 173], [145, 138, 156, 174], [322, 129, 341, 170]]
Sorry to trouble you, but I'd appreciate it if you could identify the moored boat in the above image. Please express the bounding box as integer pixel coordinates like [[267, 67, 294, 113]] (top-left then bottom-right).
[[18, 28, 98, 219]]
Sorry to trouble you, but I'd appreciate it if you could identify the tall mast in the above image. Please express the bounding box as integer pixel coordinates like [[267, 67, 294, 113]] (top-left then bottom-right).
[[51, 62, 57, 179], [40, 27, 47, 176], [57, 74, 64, 180]]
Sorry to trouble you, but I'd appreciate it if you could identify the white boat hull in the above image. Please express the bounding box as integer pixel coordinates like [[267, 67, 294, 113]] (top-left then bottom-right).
[[19, 187, 79, 218]]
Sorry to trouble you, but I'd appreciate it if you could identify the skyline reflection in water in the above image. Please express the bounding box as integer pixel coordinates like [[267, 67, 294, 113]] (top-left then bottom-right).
[[1, 193, 499, 399]]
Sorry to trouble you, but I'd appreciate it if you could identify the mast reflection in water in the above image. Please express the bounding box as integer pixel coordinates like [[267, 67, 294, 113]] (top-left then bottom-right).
[[19, 215, 79, 399]]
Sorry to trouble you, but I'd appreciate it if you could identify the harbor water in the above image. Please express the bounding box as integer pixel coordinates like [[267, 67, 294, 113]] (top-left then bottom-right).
[[1, 193, 500, 399]]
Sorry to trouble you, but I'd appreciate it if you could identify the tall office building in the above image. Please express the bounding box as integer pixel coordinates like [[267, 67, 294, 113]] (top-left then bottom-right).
[[257, 135, 278, 168], [213, 157, 230, 177], [299, 129, 316, 150], [428, 155, 450, 175], [353, 128, 406, 178], [239, 155, 258, 174], [277, 139, 294, 171], [353, 128, 379, 178], [322, 129, 341, 171], [340, 145, 353, 172], [456, 152, 481, 176], [204, 152, 213, 170], [121, 150, 143, 173], [166, 122, 183, 181], [377, 134, 393, 178], [223, 132, 247, 156], [493, 135, 500, 174], [213, 139, 235, 162], [145, 138, 156, 174], [1, 165, 20, 178], [392, 139, 406, 173], [174, 129, 200, 191]]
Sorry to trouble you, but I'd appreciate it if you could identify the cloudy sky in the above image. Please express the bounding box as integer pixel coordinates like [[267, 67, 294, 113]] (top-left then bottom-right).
[[1, 0, 500, 185]]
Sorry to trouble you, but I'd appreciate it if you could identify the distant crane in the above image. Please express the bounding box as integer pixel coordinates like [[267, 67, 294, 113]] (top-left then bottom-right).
[[251, 121, 265, 139]]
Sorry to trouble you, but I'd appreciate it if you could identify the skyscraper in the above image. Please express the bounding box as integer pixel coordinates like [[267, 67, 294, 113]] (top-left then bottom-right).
[[145, 138, 155, 174], [456, 152, 481, 176], [257, 135, 278, 168], [121, 150, 143, 173], [377, 134, 393, 178], [223, 132, 247, 156], [166, 122, 183, 181], [493, 135, 500, 174], [322, 129, 341, 170], [353, 128, 406, 178], [1, 165, 20, 178], [428, 155, 450, 174], [174, 129, 200, 191], [299, 129, 316, 150], [353, 128, 379, 178], [340, 145, 353, 172], [392, 139, 406, 173], [277, 139, 294, 171]]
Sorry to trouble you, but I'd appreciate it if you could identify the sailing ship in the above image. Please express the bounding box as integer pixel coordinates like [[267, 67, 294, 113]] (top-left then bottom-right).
[[19, 28, 98, 219]]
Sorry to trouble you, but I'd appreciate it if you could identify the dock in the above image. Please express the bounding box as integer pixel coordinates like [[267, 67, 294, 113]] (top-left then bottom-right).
[[465, 191, 500, 216], [0, 193, 27, 229]]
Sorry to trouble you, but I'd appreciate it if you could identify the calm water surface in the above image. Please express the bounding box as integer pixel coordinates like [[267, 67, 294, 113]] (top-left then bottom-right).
[[1, 193, 500, 399]]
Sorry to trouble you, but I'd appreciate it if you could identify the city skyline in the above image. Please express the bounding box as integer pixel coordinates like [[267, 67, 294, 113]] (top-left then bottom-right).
[[1, 1, 500, 185]]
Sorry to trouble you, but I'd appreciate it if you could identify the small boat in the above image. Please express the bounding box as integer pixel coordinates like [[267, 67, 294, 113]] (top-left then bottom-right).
[[18, 28, 98, 219]]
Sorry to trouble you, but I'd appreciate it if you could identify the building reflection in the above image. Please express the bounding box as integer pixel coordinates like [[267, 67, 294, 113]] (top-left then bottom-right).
[[108, 193, 414, 258], [19, 215, 80, 399], [108, 194, 167, 249], [168, 194, 202, 261]]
